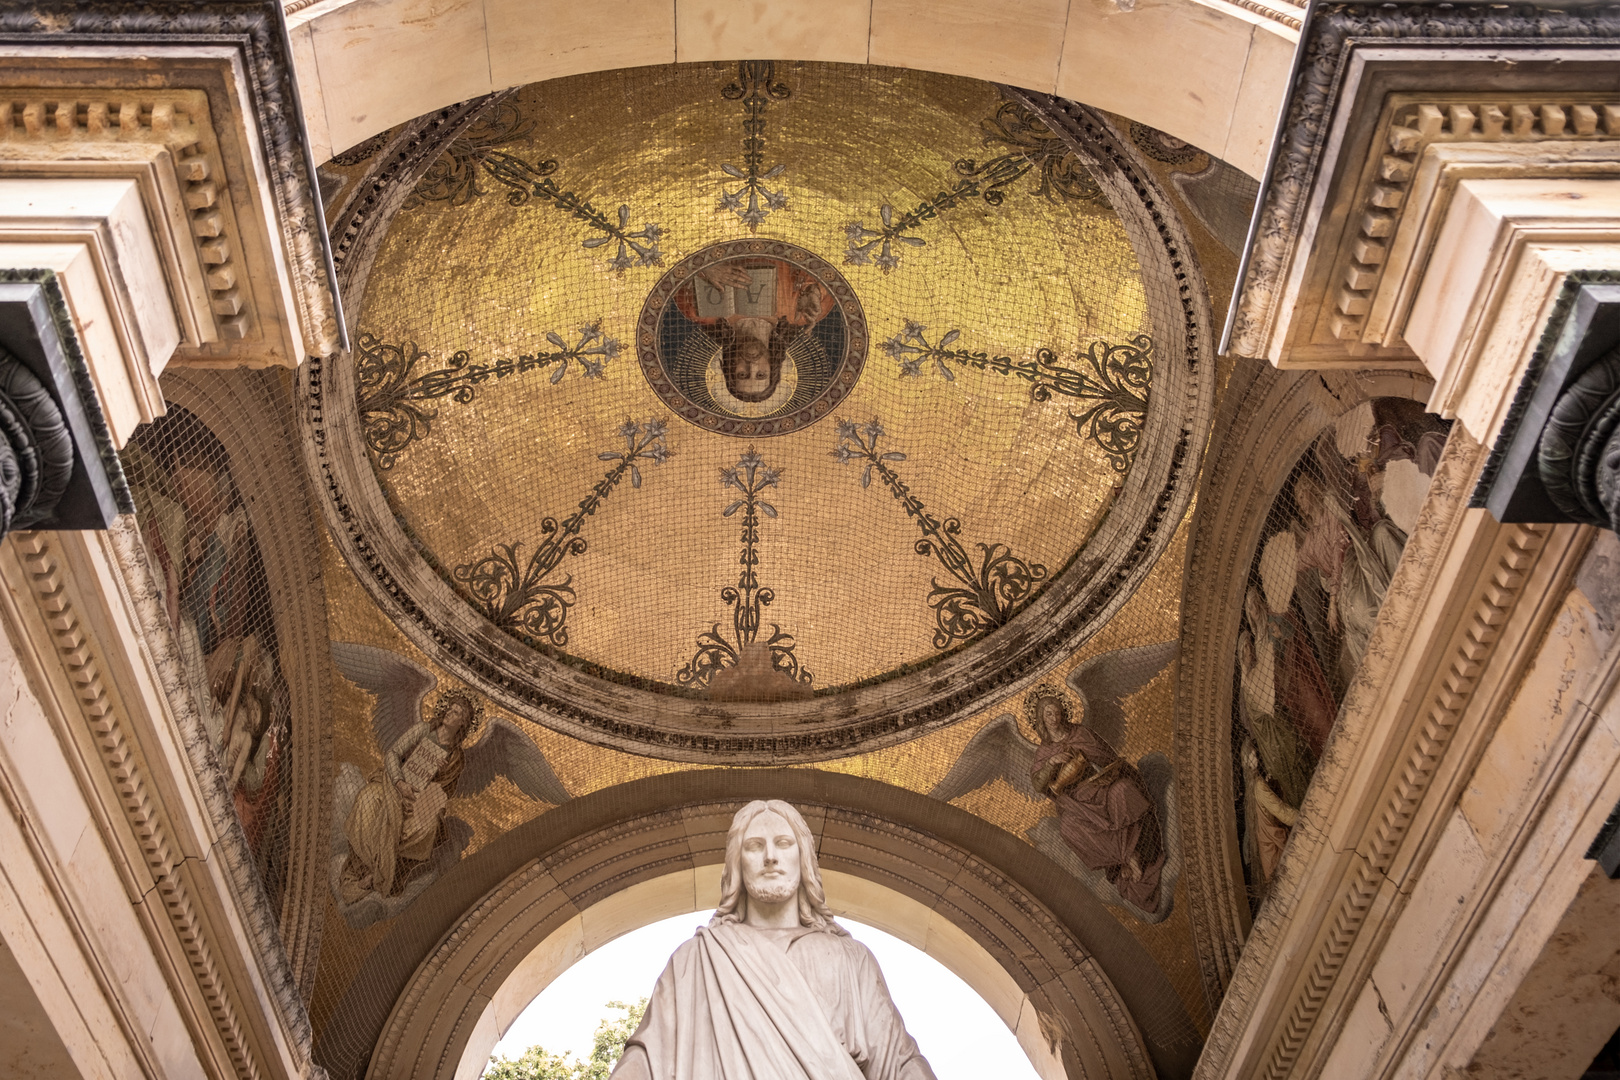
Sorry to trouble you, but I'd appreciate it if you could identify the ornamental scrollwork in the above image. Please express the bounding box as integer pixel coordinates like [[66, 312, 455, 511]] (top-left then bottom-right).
[[956, 100, 1104, 205], [718, 61, 792, 229], [404, 99, 538, 209], [886, 324, 1153, 472], [832, 419, 1048, 648], [482, 152, 663, 270], [353, 325, 619, 468], [453, 420, 671, 647], [400, 97, 663, 272], [676, 449, 812, 691]]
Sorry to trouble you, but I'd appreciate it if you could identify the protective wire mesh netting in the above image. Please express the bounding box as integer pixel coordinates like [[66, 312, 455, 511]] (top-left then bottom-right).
[[120, 391, 298, 927], [103, 64, 1235, 1072], [1231, 398, 1450, 909], [355, 62, 1158, 694]]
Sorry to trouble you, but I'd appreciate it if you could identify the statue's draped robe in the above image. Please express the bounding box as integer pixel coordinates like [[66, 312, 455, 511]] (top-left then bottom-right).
[[618, 920, 936, 1080]]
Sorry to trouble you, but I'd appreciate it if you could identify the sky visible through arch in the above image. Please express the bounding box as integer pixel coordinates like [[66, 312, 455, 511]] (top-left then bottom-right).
[[487, 910, 1044, 1080]]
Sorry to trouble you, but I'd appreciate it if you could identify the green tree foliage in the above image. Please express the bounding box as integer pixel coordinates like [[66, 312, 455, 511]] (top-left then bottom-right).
[[485, 998, 648, 1080]]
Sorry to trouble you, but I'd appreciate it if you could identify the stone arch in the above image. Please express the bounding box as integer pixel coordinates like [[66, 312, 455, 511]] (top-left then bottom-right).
[[313, 770, 1202, 1080], [287, 0, 1296, 177], [1173, 360, 1437, 1011]]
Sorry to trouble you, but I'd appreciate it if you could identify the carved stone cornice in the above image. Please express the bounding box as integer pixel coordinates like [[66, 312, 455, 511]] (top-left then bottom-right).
[[1195, 424, 1592, 1080], [4, 524, 323, 1080], [1225, 1, 1620, 367], [0, 89, 261, 349], [0, 0, 345, 364], [1201, 0, 1306, 32]]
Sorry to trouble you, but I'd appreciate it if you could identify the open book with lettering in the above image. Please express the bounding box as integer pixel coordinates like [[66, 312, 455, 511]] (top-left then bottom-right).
[[401, 737, 448, 792]]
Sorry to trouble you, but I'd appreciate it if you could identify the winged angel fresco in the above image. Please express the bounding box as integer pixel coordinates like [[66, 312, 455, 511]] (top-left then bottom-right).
[[329, 643, 571, 928], [930, 641, 1180, 922]]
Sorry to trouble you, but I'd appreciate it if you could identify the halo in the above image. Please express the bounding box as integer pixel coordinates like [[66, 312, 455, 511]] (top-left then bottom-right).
[[705, 349, 799, 418], [1025, 684, 1072, 737]]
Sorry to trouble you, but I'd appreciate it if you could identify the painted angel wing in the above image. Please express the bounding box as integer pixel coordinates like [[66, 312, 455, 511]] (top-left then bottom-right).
[[330, 641, 436, 751], [1066, 639, 1179, 754], [459, 716, 571, 805], [928, 714, 1039, 803]]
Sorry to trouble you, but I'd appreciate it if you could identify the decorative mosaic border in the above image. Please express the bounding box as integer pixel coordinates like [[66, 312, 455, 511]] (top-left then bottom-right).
[[299, 87, 1215, 763]]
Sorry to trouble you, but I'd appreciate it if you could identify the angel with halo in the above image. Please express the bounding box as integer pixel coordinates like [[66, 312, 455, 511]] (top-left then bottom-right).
[[330, 642, 570, 927], [930, 640, 1180, 922]]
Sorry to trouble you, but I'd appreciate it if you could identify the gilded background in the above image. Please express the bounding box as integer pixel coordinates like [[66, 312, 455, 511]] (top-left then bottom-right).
[[357, 64, 1151, 692]]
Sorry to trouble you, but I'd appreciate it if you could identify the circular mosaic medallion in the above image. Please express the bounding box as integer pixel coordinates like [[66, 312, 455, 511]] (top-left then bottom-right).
[[637, 241, 867, 436]]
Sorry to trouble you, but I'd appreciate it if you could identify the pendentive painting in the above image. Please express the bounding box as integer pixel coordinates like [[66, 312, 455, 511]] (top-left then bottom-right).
[[639, 241, 865, 437], [1234, 398, 1449, 906], [122, 406, 295, 913]]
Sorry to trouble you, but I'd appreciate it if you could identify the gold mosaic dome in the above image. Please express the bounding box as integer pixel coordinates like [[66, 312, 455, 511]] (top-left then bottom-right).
[[310, 62, 1214, 761]]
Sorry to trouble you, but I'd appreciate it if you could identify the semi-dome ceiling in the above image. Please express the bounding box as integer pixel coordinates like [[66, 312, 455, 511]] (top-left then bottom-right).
[[310, 62, 1213, 761]]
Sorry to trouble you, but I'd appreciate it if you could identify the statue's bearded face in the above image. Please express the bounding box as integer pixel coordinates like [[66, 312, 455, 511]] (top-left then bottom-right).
[[740, 809, 801, 905]]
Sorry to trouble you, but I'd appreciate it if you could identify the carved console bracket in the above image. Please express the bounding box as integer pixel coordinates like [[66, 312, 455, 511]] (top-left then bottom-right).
[[0, 269, 127, 536], [1476, 276, 1620, 532]]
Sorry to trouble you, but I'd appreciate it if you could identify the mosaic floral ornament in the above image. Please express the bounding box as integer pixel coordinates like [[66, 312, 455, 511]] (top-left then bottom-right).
[[401, 97, 663, 272], [832, 418, 1049, 648], [886, 324, 1154, 472], [676, 448, 812, 696], [403, 99, 536, 208], [453, 420, 671, 647], [353, 325, 619, 469], [843, 96, 1101, 272], [717, 61, 791, 229], [957, 100, 1106, 205]]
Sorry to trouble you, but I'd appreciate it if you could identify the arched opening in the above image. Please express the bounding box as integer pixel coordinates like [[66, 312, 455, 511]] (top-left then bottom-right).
[[458, 873, 1063, 1080], [328, 770, 1201, 1080]]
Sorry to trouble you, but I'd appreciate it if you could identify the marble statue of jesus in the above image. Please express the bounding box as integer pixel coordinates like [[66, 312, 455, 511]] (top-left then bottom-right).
[[611, 800, 938, 1080]]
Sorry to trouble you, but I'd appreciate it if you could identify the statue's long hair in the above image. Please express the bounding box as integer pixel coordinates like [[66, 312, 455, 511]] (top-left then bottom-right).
[[710, 800, 845, 934]]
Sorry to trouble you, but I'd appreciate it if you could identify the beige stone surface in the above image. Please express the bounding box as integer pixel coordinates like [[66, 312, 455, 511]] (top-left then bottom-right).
[[291, 0, 1291, 173], [1464, 868, 1620, 1080], [1368, 808, 1486, 1020], [673, 0, 873, 63], [1221, 25, 1293, 175], [490, 914, 587, 1035], [1461, 591, 1608, 852], [306, 0, 494, 156], [1406, 178, 1620, 444], [0, 588, 205, 1080], [0, 176, 179, 443], [0, 179, 178, 374], [0, 937, 83, 1079], [579, 871, 702, 952], [487, 0, 676, 91], [286, 19, 334, 165], [869, 0, 1068, 90], [1056, 0, 1261, 174]]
